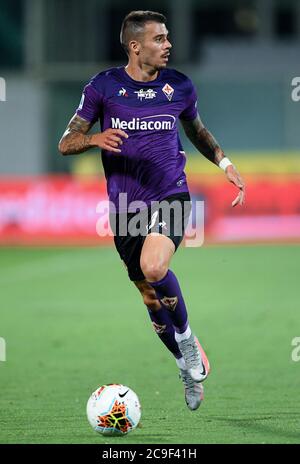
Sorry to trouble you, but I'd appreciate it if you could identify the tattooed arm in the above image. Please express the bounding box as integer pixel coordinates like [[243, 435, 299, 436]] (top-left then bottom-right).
[[181, 114, 245, 207], [58, 114, 94, 155], [58, 114, 128, 155], [181, 114, 225, 166]]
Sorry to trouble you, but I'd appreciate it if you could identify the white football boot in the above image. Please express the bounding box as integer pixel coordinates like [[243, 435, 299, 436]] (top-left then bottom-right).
[[177, 334, 210, 383], [179, 369, 204, 411]]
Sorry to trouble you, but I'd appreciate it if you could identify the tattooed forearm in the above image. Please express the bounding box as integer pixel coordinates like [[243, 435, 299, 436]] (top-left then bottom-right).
[[58, 114, 95, 155], [181, 116, 225, 166], [190, 126, 224, 165], [59, 131, 94, 155]]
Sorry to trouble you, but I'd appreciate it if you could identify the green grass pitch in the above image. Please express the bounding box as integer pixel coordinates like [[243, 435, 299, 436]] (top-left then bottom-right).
[[0, 244, 299, 444]]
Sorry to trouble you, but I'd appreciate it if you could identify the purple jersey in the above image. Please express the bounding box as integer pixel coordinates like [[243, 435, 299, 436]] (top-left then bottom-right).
[[76, 67, 198, 212]]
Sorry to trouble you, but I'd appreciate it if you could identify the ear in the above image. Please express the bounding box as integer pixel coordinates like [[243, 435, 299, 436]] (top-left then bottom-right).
[[128, 40, 140, 55]]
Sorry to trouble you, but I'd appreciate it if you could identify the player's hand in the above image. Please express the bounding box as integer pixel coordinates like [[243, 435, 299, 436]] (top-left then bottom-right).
[[90, 128, 128, 153], [225, 165, 245, 207]]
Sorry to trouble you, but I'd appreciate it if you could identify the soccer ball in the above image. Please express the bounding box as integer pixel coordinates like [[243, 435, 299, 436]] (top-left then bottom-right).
[[86, 384, 141, 436]]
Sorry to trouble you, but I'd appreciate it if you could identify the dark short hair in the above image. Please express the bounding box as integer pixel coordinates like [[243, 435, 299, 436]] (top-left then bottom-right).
[[120, 10, 167, 55]]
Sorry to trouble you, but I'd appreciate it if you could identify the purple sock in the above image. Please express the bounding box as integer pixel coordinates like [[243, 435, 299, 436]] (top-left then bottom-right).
[[149, 270, 189, 334], [147, 307, 182, 359]]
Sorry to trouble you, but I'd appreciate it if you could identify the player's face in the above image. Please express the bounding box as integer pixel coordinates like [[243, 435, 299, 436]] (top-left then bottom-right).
[[139, 22, 172, 69]]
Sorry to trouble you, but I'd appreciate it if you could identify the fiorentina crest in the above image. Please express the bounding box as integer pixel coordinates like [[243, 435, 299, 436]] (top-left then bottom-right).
[[161, 296, 178, 311], [162, 83, 174, 101], [152, 322, 167, 334]]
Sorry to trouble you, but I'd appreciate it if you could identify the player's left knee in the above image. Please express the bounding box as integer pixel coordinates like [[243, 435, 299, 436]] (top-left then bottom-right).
[[140, 261, 168, 283]]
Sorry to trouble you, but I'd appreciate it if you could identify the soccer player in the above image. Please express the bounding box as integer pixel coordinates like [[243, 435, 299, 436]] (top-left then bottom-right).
[[58, 11, 245, 411]]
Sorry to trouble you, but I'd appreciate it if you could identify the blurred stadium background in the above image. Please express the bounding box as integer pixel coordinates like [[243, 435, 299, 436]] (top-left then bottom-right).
[[1, 0, 300, 445], [0, 0, 300, 245]]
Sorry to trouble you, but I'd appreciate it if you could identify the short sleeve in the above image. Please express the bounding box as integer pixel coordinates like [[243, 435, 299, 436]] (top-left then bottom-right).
[[76, 82, 103, 123], [179, 79, 198, 121]]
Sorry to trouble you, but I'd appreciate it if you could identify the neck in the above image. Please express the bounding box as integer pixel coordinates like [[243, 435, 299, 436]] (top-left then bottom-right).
[[125, 62, 159, 82]]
